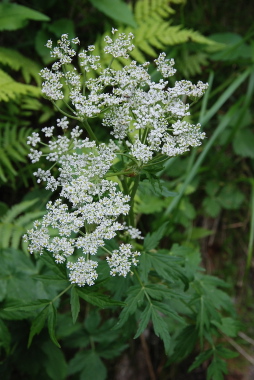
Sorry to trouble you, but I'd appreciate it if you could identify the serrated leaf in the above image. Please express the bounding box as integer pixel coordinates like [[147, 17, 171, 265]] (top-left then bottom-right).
[[39, 251, 66, 280], [169, 325, 198, 363], [114, 285, 145, 329], [151, 306, 170, 353], [215, 345, 238, 359], [28, 305, 49, 347], [134, 304, 152, 338], [212, 317, 240, 338], [77, 289, 125, 308], [4, 299, 50, 311], [152, 301, 185, 324], [144, 222, 168, 251], [207, 356, 228, 380], [188, 349, 213, 371], [70, 286, 80, 324], [48, 303, 61, 348]]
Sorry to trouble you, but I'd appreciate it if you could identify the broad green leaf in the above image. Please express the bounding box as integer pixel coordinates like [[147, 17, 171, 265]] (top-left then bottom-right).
[[136, 193, 166, 214], [0, 3, 50, 31], [28, 306, 49, 347], [48, 19, 75, 40], [209, 33, 251, 61], [89, 0, 136, 27], [70, 286, 80, 324], [48, 303, 61, 348]]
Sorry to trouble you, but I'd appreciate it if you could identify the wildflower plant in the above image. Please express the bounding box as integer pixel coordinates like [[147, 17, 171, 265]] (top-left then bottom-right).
[[21, 30, 238, 377]]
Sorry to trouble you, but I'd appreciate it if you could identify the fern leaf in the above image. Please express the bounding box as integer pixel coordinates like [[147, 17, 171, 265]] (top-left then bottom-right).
[[0, 48, 41, 85], [1, 199, 38, 224], [0, 124, 33, 183], [0, 69, 40, 102], [92, 0, 218, 74], [0, 199, 45, 249]]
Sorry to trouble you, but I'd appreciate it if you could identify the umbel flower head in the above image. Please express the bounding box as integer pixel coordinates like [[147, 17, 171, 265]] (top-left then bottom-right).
[[24, 30, 208, 286]]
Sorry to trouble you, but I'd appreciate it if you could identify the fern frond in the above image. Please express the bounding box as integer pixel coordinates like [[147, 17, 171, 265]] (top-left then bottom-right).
[[0, 199, 45, 250], [0, 69, 40, 102], [176, 51, 209, 77], [92, 0, 220, 73], [0, 48, 41, 85], [0, 123, 33, 183]]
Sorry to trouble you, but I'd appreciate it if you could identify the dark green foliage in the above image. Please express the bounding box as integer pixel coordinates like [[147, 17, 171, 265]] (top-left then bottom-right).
[[0, 1, 253, 379]]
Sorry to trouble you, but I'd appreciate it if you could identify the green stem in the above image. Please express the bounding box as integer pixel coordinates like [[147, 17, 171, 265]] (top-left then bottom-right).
[[51, 284, 73, 303], [52, 102, 80, 120], [81, 119, 99, 144], [129, 175, 140, 226]]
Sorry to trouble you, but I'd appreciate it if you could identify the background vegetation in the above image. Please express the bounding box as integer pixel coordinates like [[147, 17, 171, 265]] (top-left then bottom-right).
[[0, 0, 253, 379]]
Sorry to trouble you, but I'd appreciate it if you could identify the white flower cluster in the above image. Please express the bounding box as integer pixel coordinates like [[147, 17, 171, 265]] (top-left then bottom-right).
[[25, 30, 208, 286], [106, 244, 140, 277], [24, 118, 140, 286], [40, 30, 208, 166]]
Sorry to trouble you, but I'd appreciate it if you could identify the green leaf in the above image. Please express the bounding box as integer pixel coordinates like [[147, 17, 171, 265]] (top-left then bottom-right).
[[233, 128, 254, 158], [207, 356, 228, 380], [4, 299, 50, 311], [0, 3, 50, 31], [80, 350, 107, 380], [212, 317, 240, 338], [48, 303, 61, 348], [0, 319, 11, 354], [42, 340, 67, 380], [70, 286, 80, 324], [134, 304, 152, 338], [77, 288, 125, 308], [48, 18, 75, 39], [215, 345, 238, 359], [151, 305, 170, 353], [203, 197, 221, 217], [89, 0, 136, 27], [114, 285, 145, 328], [143, 222, 168, 251], [188, 349, 213, 371], [40, 251, 66, 280], [217, 184, 245, 210], [169, 326, 198, 363], [28, 305, 49, 347]]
